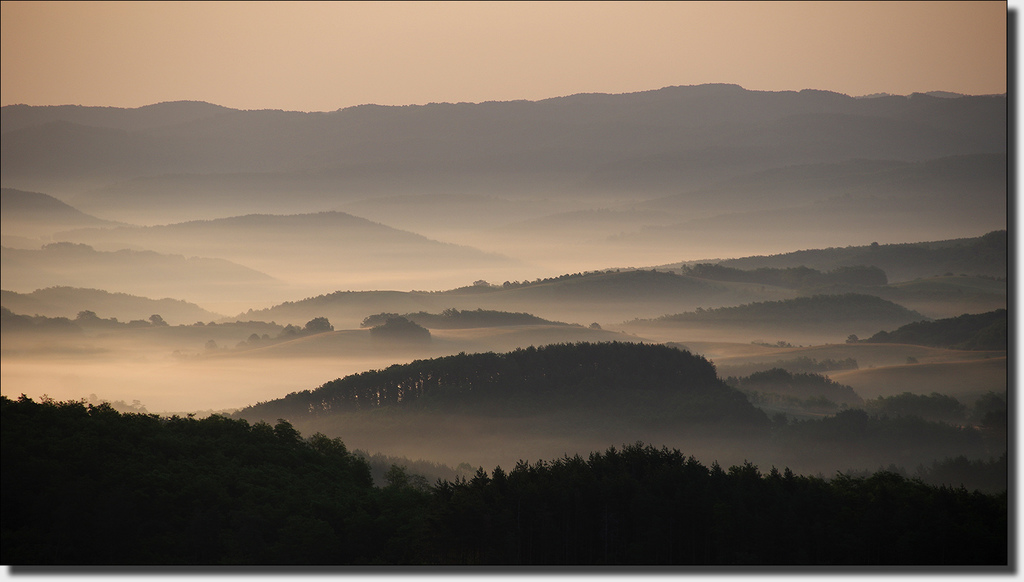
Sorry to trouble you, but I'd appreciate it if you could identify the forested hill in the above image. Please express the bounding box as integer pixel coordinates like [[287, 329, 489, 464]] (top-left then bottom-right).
[[239, 268, 781, 328], [635, 294, 925, 327], [708, 230, 1006, 282], [680, 264, 888, 289], [234, 342, 766, 428], [863, 309, 1007, 350], [360, 308, 568, 329], [1, 395, 1007, 565]]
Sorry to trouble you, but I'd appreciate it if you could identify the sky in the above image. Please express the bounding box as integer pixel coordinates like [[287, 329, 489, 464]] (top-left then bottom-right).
[[0, 1, 1009, 112]]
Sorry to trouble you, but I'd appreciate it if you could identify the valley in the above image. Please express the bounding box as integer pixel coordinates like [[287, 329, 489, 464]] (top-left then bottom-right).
[[0, 85, 1008, 505]]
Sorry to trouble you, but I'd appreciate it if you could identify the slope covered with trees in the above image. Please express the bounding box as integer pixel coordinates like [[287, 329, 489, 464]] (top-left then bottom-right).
[[681, 264, 888, 289], [714, 230, 1006, 282], [727, 368, 864, 409], [2, 395, 1006, 565], [862, 309, 1006, 350], [631, 294, 926, 328], [361, 308, 567, 329], [233, 342, 766, 429]]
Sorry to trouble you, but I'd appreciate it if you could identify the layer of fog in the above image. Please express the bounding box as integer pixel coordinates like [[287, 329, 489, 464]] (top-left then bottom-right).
[[1, 88, 1007, 478]]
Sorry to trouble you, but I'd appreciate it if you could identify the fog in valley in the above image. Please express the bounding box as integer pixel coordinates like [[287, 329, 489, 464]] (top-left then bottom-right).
[[1, 84, 1008, 500]]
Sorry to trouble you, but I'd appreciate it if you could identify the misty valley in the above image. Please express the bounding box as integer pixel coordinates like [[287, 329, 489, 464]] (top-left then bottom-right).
[[0, 85, 1008, 566]]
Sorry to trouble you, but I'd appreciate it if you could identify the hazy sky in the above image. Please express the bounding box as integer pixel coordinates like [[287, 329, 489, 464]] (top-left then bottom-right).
[[1, 1, 1008, 112]]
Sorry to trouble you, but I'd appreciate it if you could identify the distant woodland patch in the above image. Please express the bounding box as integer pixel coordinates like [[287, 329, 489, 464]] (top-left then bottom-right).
[[361, 308, 567, 329], [366, 315, 431, 342], [440, 269, 714, 297], [636, 293, 925, 327], [715, 231, 1006, 282], [726, 368, 864, 410], [716, 356, 859, 379], [681, 263, 888, 289], [861, 309, 1006, 350]]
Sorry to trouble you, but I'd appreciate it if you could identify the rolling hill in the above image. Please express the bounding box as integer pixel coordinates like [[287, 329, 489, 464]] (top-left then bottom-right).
[[621, 294, 928, 345], [1, 188, 121, 242], [861, 309, 1006, 350], [867, 275, 1006, 319], [703, 230, 1006, 282], [359, 308, 569, 329], [54, 211, 521, 294], [0, 243, 281, 312], [659, 235, 1007, 319], [234, 342, 769, 429], [829, 358, 1006, 404], [498, 154, 1006, 266], [241, 269, 801, 329], [0, 287, 224, 325]]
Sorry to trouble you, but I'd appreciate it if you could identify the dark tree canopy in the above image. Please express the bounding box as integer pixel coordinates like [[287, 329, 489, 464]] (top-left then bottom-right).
[[303, 316, 334, 334], [233, 342, 762, 428], [730, 367, 864, 407], [367, 315, 431, 341], [2, 396, 1006, 566]]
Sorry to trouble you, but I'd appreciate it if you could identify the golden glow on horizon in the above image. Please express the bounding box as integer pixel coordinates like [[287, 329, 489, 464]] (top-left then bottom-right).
[[0, 1, 1008, 111]]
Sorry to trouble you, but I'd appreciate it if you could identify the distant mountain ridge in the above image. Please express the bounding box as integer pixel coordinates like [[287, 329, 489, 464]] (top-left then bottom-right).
[[0, 101, 233, 133], [1, 84, 1005, 220]]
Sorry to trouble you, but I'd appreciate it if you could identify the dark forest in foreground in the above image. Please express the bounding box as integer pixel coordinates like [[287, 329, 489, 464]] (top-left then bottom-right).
[[1, 394, 1006, 566]]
